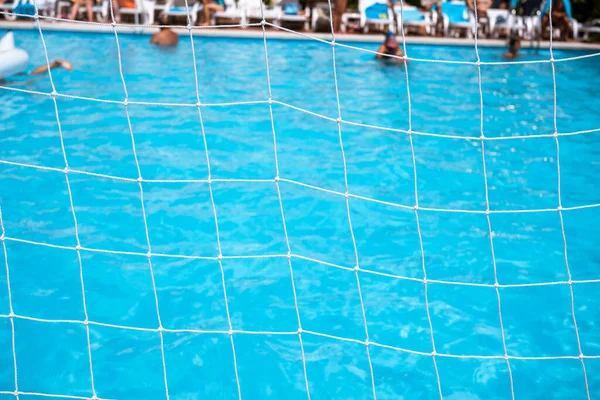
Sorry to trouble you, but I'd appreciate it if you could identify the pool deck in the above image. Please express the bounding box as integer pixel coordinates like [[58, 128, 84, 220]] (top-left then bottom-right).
[[2, 19, 600, 50]]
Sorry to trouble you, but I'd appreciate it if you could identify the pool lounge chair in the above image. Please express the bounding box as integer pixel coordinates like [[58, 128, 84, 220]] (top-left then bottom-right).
[[115, 0, 154, 23], [487, 8, 514, 37], [275, 0, 309, 31], [439, 1, 476, 37], [359, 0, 392, 33], [163, 0, 201, 24], [1, 0, 53, 19], [55, 0, 108, 20], [0, 0, 19, 20], [580, 20, 600, 41], [212, 0, 249, 26], [245, 0, 279, 24], [394, 3, 433, 35]]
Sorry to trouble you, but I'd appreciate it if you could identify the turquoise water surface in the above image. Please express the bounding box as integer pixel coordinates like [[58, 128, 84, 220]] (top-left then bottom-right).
[[0, 29, 600, 399]]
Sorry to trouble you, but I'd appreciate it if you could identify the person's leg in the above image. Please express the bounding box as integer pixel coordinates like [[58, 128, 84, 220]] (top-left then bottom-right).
[[333, 13, 341, 33], [335, 0, 347, 33], [69, 0, 82, 19], [201, 2, 223, 26], [110, 0, 120, 22], [86, 0, 93, 21], [202, 0, 211, 25], [541, 14, 549, 39], [560, 17, 569, 40]]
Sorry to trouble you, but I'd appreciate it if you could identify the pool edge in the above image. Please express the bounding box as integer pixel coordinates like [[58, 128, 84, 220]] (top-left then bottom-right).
[[2, 20, 600, 50]]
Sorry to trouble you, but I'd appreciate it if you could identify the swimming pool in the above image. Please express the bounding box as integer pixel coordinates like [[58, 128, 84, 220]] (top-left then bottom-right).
[[1, 29, 600, 399]]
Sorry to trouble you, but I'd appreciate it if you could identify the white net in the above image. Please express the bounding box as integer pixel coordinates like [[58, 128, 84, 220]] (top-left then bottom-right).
[[0, 0, 600, 399]]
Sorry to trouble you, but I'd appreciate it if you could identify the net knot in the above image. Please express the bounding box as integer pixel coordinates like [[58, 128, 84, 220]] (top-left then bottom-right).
[[297, 327, 303, 334], [353, 265, 359, 272], [364, 339, 370, 346], [75, 244, 81, 251]]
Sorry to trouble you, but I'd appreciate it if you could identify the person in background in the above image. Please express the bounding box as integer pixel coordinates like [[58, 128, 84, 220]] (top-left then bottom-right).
[[542, 0, 570, 41], [30, 59, 74, 75], [376, 31, 405, 62], [466, 0, 490, 35], [422, 0, 443, 36], [69, 0, 93, 21], [333, 0, 347, 33], [150, 14, 179, 46], [109, 0, 136, 22], [502, 33, 521, 58], [200, 0, 225, 26], [1, 58, 73, 84]]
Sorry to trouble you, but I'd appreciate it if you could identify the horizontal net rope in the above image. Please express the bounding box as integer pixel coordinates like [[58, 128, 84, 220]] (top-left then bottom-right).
[[0, 391, 112, 400], [0, 312, 598, 361], [4, 233, 600, 289], [2, 85, 600, 141], [1, 158, 599, 215]]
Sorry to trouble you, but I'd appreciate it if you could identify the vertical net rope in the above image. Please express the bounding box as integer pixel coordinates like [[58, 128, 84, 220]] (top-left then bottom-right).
[[472, 1, 515, 398], [547, 2, 590, 398]]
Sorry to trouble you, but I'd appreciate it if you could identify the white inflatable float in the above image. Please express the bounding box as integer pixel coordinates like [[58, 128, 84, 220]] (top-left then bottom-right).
[[0, 31, 29, 80]]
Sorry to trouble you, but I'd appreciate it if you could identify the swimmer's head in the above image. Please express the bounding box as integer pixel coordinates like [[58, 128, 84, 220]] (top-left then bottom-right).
[[384, 31, 398, 47]]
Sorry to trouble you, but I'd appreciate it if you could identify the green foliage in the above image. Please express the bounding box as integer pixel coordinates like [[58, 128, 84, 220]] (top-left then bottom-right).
[[571, 0, 600, 22]]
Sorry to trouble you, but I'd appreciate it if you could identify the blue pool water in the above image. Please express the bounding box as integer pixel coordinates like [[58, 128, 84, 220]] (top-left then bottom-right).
[[1, 29, 600, 399]]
